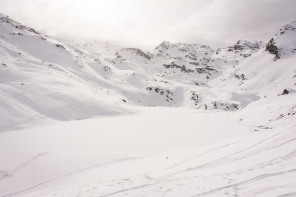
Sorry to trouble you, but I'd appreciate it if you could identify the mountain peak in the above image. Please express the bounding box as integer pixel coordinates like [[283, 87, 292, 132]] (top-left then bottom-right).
[[154, 41, 214, 57], [0, 13, 9, 18], [0, 13, 12, 23], [215, 40, 264, 61], [116, 48, 152, 60], [155, 41, 173, 52], [266, 20, 296, 60], [278, 20, 296, 35], [225, 40, 264, 52], [0, 13, 40, 35]]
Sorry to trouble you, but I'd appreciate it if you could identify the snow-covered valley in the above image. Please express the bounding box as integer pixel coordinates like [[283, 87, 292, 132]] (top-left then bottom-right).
[[1, 104, 295, 197], [0, 13, 296, 197]]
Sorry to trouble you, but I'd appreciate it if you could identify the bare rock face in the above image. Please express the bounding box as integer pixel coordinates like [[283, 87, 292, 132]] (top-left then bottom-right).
[[215, 40, 265, 61], [116, 48, 152, 60], [266, 21, 296, 60], [282, 89, 289, 95], [0, 13, 39, 34], [266, 38, 280, 60]]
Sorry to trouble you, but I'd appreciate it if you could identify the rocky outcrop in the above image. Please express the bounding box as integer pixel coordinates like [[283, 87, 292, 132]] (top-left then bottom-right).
[[266, 21, 296, 60], [266, 38, 280, 60], [116, 48, 152, 60]]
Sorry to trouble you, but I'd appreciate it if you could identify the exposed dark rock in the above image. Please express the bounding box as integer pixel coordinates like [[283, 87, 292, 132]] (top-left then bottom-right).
[[189, 62, 199, 66], [103, 66, 111, 71], [266, 38, 280, 60], [120, 48, 152, 60], [146, 86, 174, 103], [163, 63, 194, 73], [279, 22, 296, 35], [235, 74, 246, 80], [56, 44, 65, 49], [191, 91, 199, 105], [185, 54, 197, 60], [213, 101, 217, 109], [28, 28, 39, 34], [10, 32, 23, 36], [282, 89, 289, 95], [155, 41, 172, 53], [232, 104, 239, 110], [205, 66, 215, 71], [115, 52, 122, 59]]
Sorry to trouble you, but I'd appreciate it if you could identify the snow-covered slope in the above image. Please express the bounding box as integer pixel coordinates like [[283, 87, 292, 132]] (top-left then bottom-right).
[[1, 13, 295, 131], [0, 13, 134, 131], [0, 13, 296, 197], [266, 21, 296, 60], [0, 101, 295, 197]]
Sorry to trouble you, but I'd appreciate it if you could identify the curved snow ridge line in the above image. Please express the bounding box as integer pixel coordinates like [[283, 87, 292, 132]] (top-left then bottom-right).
[[182, 129, 294, 173], [0, 153, 48, 181], [160, 136, 248, 172], [11, 153, 48, 174], [97, 168, 296, 197], [232, 148, 296, 175], [268, 135, 296, 150], [249, 183, 296, 196], [179, 138, 277, 173], [191, 135, 296, 174], [145, 134, 269, 179], [139, 136, 251, 180], [98, 174, 201, 197], [155, 129, 294, 180], [0, 157, 140, 197], [278, 191, 296, 197], [191, 168, 296, 197]]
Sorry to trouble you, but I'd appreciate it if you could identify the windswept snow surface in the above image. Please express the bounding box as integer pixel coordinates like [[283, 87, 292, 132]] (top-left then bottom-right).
[[0, 105, 296, 197], [0, 14, 296, 197]]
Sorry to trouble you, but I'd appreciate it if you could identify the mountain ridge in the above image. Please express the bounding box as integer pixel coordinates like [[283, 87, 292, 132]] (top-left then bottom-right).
[[0, 13, 295, 131]]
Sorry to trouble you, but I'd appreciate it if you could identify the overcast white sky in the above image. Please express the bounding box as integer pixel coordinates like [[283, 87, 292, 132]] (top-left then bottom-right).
[[0, 0, 295, 50]]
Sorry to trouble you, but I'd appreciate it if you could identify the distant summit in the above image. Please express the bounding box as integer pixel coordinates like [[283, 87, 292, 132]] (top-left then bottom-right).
[[0, 12, 295, 130], [266, 20, 296, 60]]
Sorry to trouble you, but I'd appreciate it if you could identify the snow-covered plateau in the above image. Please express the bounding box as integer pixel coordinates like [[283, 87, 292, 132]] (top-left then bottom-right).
[[0, 13, 295, 197]]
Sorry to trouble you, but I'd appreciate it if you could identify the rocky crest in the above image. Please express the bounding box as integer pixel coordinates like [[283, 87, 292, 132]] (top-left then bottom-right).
[[0, 13, 39, 35], [116, 48, 152, 60], [266, 21, 296, 60], [215, 40, 265, 61], [0, 13, 295, 131]]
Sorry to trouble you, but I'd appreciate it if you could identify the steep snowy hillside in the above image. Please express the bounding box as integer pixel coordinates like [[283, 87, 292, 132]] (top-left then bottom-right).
[[219, 21, 296, 99], [0, 13, 296, 130], [266, 21, 296, 60], [0, 13, 134, 131], [0, 13, 296, 197], [0, 99, 295, 197]]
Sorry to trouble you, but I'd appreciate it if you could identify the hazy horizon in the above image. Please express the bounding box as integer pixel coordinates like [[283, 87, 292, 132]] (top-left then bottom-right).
[[0, 0, 295, 50]]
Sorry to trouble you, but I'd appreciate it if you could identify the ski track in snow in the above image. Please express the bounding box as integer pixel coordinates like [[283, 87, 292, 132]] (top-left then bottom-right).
[[2, 125, 295, 197], [11, 153, 48, 174], [0, 14, 296, 197], [192, 169, 296, 197], [0, 153, 48, 180], [96, 169, 296, 197], [1, 157, 140, 197], [93, 128, 296, 197]]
